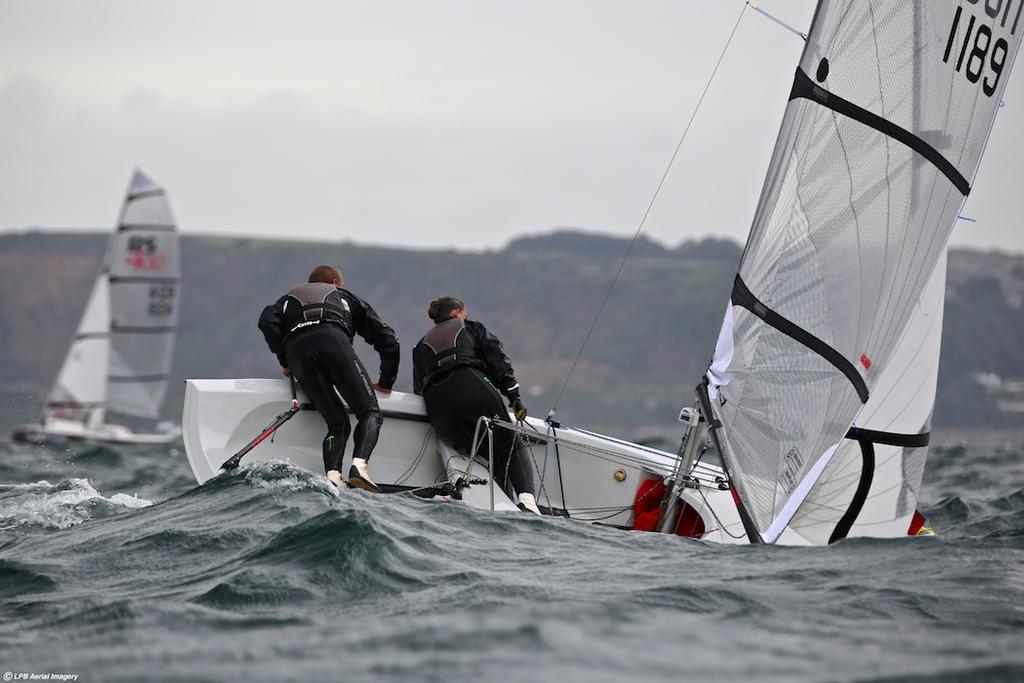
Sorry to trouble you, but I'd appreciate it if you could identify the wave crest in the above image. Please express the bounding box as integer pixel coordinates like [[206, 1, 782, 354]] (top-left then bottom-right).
[[0, 478, 152, 531]]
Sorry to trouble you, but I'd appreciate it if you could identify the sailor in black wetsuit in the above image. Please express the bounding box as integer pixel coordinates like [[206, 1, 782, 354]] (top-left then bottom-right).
[[259, 265, 400, 492], [412, 296, 540, 514]]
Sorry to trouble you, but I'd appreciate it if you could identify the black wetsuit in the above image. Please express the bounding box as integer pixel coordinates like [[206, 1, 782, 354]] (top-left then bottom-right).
[[259, 283, 400, 473], [412, 318, 535, 501]]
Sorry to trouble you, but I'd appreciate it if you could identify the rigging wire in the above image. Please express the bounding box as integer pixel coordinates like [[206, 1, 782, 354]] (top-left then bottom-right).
[[535, 422, 554, 508], [493, 420, 675, 474], [697, 488, 747, 540], [478, 420, 742, 533], [393, 430, 434, 485], [546, 1, 751, 419]]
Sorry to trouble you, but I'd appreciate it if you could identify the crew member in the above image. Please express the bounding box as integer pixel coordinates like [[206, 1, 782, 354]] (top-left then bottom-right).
[[412, 296, 539, 514], [259, 265, 399, 492]]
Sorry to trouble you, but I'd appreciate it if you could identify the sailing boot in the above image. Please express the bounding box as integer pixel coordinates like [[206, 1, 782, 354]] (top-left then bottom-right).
[[348, 457, 382, 494], [517, 492, 541, 515], [326, 470, 348, 489]]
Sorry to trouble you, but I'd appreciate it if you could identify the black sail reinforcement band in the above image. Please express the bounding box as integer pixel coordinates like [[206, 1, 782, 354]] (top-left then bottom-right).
[[828, 438, 875, 544], [127, 189, 165, 201], [790, 67, 970, 196], [828, 427, 930, 544], [731, 275, 869, 403], [845, 426, 930, 448]]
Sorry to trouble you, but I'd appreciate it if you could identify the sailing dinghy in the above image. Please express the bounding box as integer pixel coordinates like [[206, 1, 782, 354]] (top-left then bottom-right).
[[183, 379, 752, 542], [12, 170, 182, 446], [181, 1, 1021, 544]]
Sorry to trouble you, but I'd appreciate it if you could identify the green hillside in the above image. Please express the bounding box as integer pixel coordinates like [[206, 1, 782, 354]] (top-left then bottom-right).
[[1, 230, 1022, 438]]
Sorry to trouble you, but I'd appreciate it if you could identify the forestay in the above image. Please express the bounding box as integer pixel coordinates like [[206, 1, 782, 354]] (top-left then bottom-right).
[[706, 1, 1022, 543], [106, 170, 181, 418]]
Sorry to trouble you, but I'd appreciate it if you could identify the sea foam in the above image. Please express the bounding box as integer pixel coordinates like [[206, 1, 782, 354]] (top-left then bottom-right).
[[0, 478, 152, 531]]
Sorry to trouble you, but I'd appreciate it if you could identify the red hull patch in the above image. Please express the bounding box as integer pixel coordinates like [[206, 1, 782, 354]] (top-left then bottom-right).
[[908, 510, 927, 536]]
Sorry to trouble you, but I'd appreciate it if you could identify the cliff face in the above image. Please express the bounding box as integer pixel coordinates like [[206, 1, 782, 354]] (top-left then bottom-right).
[[2, 230, 1021, 436]]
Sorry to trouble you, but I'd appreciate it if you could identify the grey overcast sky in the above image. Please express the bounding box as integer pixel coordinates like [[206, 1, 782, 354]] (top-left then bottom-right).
[[0, 1, 1021, 251]]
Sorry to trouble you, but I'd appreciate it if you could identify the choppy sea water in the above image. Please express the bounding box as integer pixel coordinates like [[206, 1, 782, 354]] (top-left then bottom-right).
[[0, 436, 1022, 683]]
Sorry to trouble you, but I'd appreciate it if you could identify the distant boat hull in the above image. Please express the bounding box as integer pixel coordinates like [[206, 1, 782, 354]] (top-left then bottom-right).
[[11, 417, 178, 446], [182, 378, 755, 543]]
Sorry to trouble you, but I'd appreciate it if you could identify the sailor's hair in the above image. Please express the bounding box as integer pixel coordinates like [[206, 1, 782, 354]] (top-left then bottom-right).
[[428, 296, 465, 322], [308, 265, 342, 284]]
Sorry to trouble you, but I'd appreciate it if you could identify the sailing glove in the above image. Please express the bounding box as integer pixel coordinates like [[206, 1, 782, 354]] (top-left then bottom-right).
[[507, 390, 528, 422]]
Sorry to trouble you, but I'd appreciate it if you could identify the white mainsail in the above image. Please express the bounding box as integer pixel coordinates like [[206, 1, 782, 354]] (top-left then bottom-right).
[[705, 2, 1022, 543], [106, 171, 181, 418], [42, 170, 180, 423]]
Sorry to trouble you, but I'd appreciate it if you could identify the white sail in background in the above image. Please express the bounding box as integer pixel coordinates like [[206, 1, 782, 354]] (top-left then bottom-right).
[[106, 170, 181, 418], [706, 2, 1022, 543], [44, 273, 111, 424], [42, 169, 179, 423]]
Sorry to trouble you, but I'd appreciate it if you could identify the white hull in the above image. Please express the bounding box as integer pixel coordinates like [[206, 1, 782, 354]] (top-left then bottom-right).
[[182, 379, 757, 544], [12, 417, 178, 445], [182, 379, 928, 544]]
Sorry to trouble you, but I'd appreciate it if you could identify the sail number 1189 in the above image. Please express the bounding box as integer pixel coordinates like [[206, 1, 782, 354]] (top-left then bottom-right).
[[943, 1, 1020, 97]]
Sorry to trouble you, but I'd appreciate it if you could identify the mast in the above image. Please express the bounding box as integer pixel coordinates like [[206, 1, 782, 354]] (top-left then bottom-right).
[[696, 380, 762, 543]]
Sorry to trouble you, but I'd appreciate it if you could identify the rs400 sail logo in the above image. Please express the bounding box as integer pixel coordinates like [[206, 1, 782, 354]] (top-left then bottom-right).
[[124, 235, 167, 271]]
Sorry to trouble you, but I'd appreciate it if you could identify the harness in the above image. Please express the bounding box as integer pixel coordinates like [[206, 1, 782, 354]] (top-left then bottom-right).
[[282, 282, 352, 342], [287, 302, 351, 335], [420, 318, 472, 387]]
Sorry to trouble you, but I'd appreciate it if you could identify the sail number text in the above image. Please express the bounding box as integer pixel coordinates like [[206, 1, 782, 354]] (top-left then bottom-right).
[[943, 1, 1020, 97], [148, 285, 174, 317]]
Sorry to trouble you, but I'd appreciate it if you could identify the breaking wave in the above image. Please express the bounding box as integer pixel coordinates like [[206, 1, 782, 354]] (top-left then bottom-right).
[[0, 478, 151, 531]]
